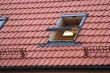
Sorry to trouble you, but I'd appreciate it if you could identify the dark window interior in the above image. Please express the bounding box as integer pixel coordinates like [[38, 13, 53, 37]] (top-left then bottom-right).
[[62, 16, 82, 28]]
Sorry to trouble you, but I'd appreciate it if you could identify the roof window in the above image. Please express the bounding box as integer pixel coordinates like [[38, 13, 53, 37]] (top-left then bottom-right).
[[0, 16, 8, 30], [47, 13, 88, 42], [38, 13, 88, 47]]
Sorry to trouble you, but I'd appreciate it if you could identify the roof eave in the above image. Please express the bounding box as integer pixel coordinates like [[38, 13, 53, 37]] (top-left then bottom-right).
[[0, 65, 110, 71]]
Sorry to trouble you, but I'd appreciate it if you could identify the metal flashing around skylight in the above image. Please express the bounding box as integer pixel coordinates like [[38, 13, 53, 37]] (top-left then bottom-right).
[[0, 16, 9, 30], [47, 27, 77, 31], [61, 13, 88, 18], [47, 41, 80, 47], [55, 18, 63, 27], [0, 16, 8, 20], [38, 41, 81, 47]]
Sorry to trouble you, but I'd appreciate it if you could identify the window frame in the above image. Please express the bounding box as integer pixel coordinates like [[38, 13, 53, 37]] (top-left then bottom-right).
[[0, 16, 9, 30], [47, 13, 88, 42]]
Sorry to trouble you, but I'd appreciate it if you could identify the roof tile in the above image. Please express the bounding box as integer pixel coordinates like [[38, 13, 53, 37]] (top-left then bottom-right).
[[53, 58, 62, 66], [24, 59, 33, 66], [104, 58, 110, 65], [70, 58, 79, 65], [59, 58, 67, 65], [92, 57, 101, 65], [86, 57, 95, 65], [37, 58, 46, 66], [81, 58, 89, 65], [43, 58, 51, 66], [48, 58, 56, 66]]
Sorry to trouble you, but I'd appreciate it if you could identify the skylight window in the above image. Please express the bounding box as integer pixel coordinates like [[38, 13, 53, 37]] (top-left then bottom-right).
[[38, 13, 88, 47], [0, 16, 8, 30], [47, 13, 88, 42]]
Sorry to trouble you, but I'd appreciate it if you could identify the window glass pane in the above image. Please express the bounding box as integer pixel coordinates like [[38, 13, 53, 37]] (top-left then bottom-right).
[[0, 20, 4, 27]]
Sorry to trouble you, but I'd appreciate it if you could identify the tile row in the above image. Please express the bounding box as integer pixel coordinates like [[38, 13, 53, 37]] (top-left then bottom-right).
[[0, 0, 109, 6], [8, 13, 60, 20], [0, 57, 109, 67], [0, 42, 110, 50], [0, 37, 48, 45], [0, 5, 110, 15], [1, 25, 50, 32], [3, 13, 110, 21], [79, 29, 110, 36], [77, 35, 110, 43], [82, 43, 110, 47], [0, 44, 36, 51], [0, 49, 110, 59], [0, 1, 109, 10], [6, 19, 57, 26], [1, 10, 110, 18], [0, 31, 50, 39], [0, 16, 108, 26], [82, 22, 110, 29], [0, 49, 84, 59], [1, 19, 56, 26]]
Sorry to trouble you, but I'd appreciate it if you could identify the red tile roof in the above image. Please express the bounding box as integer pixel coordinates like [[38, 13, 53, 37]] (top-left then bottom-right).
[[0, 0, 110, 67]]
